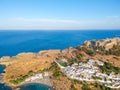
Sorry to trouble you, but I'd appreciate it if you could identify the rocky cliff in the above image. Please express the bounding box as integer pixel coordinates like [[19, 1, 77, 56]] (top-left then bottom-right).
[[84, 38, 120, 50]]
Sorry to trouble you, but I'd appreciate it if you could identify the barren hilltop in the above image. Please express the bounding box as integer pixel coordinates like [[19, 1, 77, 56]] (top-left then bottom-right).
[[84, 38, 120, 50], [0, 38, 120, 90]]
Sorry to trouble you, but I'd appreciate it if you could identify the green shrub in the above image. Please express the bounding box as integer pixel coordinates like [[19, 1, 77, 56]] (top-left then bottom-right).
[[109, 45, 120, 56], [98, 62, 120, 74], [60, 62, 67, 67], [49, 62, 65, 78], [82, 82, 89, 90], [71, 84, 77, 90], [10, 76, 26, 85]]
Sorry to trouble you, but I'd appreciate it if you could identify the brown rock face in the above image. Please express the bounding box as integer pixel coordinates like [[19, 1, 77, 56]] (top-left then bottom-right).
[[84, 38, 120, 50]]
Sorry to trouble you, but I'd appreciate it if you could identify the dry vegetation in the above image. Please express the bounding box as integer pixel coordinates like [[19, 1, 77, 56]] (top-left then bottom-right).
[[0, 38, 120, 90], [0, 50, 60, 84]]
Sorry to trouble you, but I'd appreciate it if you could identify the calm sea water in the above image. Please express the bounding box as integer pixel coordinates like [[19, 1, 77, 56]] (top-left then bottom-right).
[[0, 30, 120, 57], [0, 65, 5, 73], [19, 83, 52, 90], [0, 84, 12, 90], [0, 30, 120, 90]]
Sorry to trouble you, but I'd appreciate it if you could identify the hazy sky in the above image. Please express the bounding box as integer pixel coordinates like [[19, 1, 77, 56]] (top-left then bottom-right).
[[0, 0, 120, 30]]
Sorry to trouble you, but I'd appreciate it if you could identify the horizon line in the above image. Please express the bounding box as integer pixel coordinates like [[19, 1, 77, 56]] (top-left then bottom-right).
[[0, 29, 120, 31]]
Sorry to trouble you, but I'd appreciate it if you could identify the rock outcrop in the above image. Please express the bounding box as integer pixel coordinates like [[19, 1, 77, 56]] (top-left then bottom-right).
[[84, 38, 120, 50]]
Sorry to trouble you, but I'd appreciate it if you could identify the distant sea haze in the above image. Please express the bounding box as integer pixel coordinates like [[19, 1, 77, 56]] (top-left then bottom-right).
[[0, 30, 120, 57]]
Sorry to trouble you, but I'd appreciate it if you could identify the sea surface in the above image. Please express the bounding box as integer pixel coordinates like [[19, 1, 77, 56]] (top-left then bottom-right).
[[19, 83, 52, 90], [0, 30, 120, 90], [0, 65, 5, 73]]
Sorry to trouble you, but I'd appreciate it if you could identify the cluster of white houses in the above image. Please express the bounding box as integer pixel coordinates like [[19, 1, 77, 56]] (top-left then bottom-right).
[[25, 72, 49, 82], [57, 59, 120, 89]]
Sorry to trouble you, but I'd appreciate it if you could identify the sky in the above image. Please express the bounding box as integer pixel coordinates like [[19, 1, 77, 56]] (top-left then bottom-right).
[[0, 0, 120, 30]]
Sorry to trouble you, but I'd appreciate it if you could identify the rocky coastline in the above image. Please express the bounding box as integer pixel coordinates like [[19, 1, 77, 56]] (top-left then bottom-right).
[[0, 38, 120, 90]]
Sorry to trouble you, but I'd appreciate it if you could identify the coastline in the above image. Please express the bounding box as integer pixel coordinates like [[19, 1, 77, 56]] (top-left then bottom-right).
[[15, 82, 53, 90], [4, 74, 53, 90], [0, 50, 55, 90], [0, 65, 53, 90], [0, 37, 120, 90], [3, 79, 53, 90]]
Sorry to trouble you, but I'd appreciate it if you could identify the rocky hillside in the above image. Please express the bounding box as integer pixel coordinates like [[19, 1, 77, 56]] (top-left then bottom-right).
[[0, 38, 120, 90], [0, 50, 60, 84], [84, 38, 120, 50]]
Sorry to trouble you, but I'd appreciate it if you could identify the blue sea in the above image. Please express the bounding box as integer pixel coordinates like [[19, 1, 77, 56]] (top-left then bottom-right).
[[19, 83, 52, 90], [0, 30, 120, 90]]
